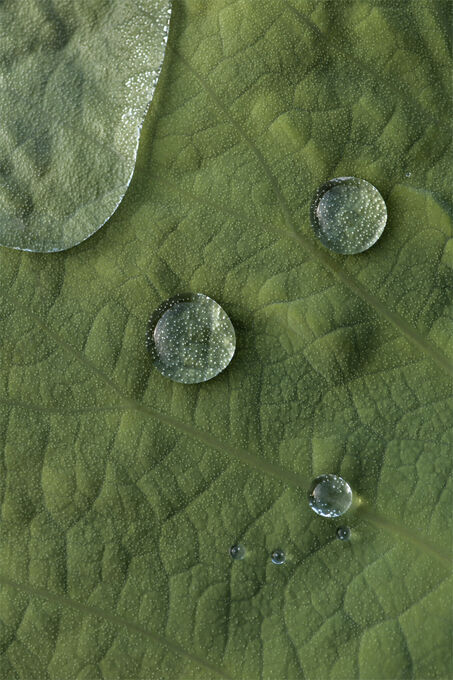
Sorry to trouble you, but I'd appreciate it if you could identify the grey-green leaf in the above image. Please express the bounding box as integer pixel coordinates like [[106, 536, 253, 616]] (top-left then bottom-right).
[[0, 0, 171, 252]]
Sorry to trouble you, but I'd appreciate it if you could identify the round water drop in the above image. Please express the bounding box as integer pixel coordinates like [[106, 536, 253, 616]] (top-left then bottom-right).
[[229, 544, 245, 561], [310, 176, 387, 254], [308, 474, 353, 518], [147, 293, 236, 384], [271, 549, 286, 565], [405, 171, 412, 178], [336, 526, 351, 541]]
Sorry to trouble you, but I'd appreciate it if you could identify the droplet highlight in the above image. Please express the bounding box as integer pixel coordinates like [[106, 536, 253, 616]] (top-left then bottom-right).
[[271, 549, 286, 565], [336, 526, 351, 541], [310, 176, 387, 254], [308, 474, 353, 518], [229, 544, 245, 560], [147, 293, 236, 384]]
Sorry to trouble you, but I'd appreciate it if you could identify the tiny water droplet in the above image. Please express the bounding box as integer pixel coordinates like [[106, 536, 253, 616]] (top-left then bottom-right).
[[310, 176, 387, 254], [271, 549, 286, 565], [308, 474, 353, 518], [336, 526, 351, 541], [405, 171, 411, 178], [147, 293, 236, 383], [230, 544, 245, 560]]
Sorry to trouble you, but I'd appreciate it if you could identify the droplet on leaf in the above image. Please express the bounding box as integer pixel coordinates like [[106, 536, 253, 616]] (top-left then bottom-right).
[[308, 474, 353, 518], [147, 293, 236, 383], [271, 549, 286, 565], [310, 176, 387, 254], [230, 544, 245, 560], [0, 1, 172, 252], [336, 526, 351, 541]]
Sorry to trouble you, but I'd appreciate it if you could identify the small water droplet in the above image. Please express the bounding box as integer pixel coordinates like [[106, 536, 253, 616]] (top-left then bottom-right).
[[271, 549, 286, 565], [308, 474, 353, 518], [405, 171, 411, 178], [147, 293, 236, 383], [336, 526, 351, 541], [230, 544, 245, 560], [310, 176, 387, 254]]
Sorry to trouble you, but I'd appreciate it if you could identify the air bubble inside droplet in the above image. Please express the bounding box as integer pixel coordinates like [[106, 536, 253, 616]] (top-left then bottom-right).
[[147, 293, 236, 383], [230, 544, 245, 560], [310, 176, 387, 254], [308, 474, 353, 518], [271, 549, 285, 565]]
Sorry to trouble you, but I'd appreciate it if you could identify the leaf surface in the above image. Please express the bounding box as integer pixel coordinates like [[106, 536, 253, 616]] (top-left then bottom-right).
[[0, 1, 452, 678]]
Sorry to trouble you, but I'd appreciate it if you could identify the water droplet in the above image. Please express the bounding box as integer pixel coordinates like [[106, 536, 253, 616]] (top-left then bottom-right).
[[310, 176, 387, 254], [229, 544, 245, 560], [336, 526, 351, 541], [308, 474, 353, 518], [147, 294, 236, 384], [405, 171, 411, 178], [271, 549, 286, 565]]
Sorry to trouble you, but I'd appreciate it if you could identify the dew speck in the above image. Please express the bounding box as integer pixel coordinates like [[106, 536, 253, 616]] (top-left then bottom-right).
[[146, 293, 236, 383], [230, 544, 245, 560], [405, 171, 411, 178], [310, 176, 387, 254], [308, 474, 353, 518], [271, 549, 286, 565], [336, 526, 351, 541]]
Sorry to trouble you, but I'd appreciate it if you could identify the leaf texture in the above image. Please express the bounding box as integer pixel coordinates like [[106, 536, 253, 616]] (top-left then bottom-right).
[[0, 1, 452, 678]]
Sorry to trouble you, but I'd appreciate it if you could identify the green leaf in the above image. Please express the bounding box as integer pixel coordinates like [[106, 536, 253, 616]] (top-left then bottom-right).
[[0, 1, 452, 678], [0, 0, 170, 252]]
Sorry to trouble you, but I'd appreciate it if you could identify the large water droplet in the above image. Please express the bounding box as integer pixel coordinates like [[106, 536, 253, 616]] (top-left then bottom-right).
[[0, 1, 172, 252], [271, 549, 286, 565], [336, 526, 351, 541], [310, 177, 387, 254], [147, 293, 236, 383], [229, 544, 245, 560], [308, 474, 353, 518]]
